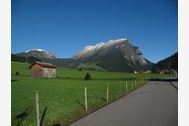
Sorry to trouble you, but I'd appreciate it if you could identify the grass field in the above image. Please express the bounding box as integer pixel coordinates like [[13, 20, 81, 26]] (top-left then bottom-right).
[[11, 62, 172, 126]]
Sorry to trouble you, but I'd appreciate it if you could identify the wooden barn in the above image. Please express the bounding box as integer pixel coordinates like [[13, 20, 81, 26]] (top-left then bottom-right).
[[29, 62, 56, 78]]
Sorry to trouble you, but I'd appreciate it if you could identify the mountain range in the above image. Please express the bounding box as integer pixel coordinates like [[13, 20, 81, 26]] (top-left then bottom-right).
[[11, 38, 177, 72]]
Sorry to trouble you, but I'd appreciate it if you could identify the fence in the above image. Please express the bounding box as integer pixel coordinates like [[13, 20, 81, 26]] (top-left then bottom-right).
[[14, 79, 146, 126]]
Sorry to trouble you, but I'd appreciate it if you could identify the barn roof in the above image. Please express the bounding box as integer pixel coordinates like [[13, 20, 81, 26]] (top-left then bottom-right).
[[29, 61, 56, 69]]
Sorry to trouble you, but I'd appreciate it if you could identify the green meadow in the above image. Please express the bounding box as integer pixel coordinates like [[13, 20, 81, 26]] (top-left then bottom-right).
[[11, 62, 172, 126]]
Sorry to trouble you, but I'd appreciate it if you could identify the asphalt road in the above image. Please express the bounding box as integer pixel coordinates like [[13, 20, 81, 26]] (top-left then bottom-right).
[[71, 81, 178, 126]]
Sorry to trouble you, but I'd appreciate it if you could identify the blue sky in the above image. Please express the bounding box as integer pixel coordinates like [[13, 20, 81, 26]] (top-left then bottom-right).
[[12, 0, 177, 63]]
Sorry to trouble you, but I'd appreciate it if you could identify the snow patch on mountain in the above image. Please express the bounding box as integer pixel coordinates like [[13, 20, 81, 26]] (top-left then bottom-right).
[[81, 38, 128, 54], [18, 48, 56, 60], [26, 49, 48, 53]]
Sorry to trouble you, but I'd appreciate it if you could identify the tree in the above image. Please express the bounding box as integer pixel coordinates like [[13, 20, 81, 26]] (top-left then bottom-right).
[[84, 72, 91, 80], [16, 71, 20, 76]]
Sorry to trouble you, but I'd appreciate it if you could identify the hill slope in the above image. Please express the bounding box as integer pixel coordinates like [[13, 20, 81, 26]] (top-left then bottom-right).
[[153, 52, 178, 71]]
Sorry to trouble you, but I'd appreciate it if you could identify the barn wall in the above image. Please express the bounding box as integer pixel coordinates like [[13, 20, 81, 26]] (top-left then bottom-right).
[[31, 64, 44, 78], [42, 67, 56, 78], [31, 64, 56, 78]]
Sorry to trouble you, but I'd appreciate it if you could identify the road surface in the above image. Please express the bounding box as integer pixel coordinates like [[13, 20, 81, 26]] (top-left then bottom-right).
[[71, 81, 178, 126]]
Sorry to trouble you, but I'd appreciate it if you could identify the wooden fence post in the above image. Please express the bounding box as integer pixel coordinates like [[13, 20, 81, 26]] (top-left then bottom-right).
[[119, 82, 121, 96], [117, 82, 119, 98], [135, 80, 137, 88], [84, 86, 88, 111], [35, 91, 40, 126], [132, 81, 134, 89], [106, 83, 109, 102], [125, 81, 128, 92]]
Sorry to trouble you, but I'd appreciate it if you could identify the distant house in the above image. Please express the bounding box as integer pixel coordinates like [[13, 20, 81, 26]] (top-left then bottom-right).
[[159, 69, 169, 74], [134, 71, 138, 74], [29, 62, 56, 78], [144, 70, 151, 74]]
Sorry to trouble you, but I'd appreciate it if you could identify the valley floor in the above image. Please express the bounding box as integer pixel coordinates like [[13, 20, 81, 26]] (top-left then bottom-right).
[[11, 62, 174, 126]]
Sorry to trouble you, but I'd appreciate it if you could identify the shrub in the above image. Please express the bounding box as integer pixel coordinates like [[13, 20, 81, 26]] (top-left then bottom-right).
[[16, 71, 20, 76], [84, 72, 91, 80], [77, 68, 82, 71]]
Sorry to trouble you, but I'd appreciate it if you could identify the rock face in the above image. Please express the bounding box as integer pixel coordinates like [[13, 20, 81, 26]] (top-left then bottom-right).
[[73, 38, 152, 72], [16, 49, 56, 60]]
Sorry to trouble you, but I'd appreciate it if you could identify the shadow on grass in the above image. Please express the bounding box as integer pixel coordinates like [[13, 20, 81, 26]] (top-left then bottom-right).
[[15, 107, 32, 126], [11, 79, 18, 82], [149, 78, 178, 82], [14, 106, 48, 126], [96, 96, 106, 102], [52, 123, 61, 126], [40, 107, 48, 126], [75, 100, 85, 110]]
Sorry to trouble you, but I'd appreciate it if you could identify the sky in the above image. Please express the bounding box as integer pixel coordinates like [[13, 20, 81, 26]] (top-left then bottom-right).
[[11, 0, 178, 63]]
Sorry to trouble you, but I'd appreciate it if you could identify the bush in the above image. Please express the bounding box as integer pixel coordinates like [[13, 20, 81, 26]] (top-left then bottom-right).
[[16, 71, 20, 76], [84, 72, 91, 80], [77, 68, 82, 71]]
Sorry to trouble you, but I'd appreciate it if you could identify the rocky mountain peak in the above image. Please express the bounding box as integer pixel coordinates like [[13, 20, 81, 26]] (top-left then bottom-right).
[[17, 48, 56, 60], [73, 38, 148, 66]]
